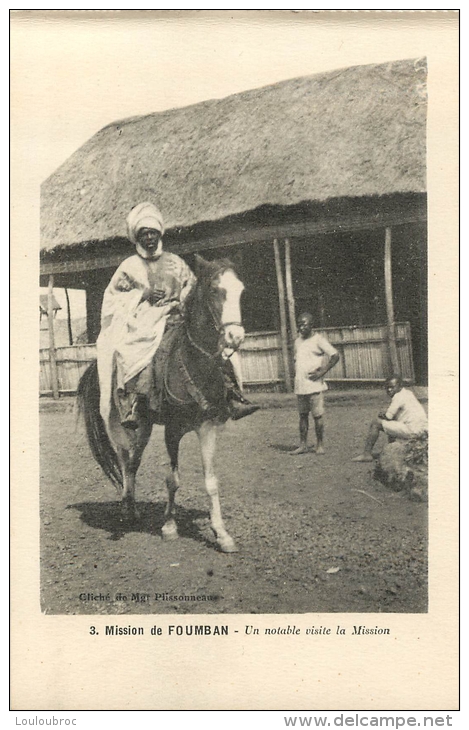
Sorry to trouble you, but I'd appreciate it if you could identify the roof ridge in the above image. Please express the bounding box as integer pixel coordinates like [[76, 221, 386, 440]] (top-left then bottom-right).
[[102, 56, 425, 132]]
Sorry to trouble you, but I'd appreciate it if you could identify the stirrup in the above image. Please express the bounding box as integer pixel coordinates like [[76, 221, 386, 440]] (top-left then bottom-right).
[[121, 402, 139, 430], [119, 394, 143, 430], [121, 415, 139, 430]]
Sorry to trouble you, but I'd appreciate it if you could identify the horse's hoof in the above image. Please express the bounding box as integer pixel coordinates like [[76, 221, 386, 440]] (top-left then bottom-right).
[[218, 537, 238, 553], [162, 522, 179, 541], [121, 501, 140, 523]]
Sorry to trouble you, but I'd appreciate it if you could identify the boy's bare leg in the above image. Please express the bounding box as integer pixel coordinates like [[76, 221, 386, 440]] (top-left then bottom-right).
[[352, 418, 383, 462], [314, 415, 325, 454], [290, 413, 310, 454]]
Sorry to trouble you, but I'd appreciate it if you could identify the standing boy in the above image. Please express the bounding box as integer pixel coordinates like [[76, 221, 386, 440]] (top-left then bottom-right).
[[290, 312, 340, 455]]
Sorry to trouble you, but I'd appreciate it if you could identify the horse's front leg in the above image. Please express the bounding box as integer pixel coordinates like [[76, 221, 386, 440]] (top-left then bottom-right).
[[196, 420, 237, 553], [162, 421, 182, 541]]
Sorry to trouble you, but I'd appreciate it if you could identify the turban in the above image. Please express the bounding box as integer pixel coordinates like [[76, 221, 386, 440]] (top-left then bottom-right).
[[127, 202, 165, 244]]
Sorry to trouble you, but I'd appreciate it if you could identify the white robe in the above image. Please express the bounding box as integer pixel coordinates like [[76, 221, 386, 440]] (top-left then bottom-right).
[[96, 252, 195, 427]]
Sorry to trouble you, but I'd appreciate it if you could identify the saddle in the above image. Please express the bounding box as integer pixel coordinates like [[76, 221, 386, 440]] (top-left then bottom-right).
[[148, 320, 229, 424]]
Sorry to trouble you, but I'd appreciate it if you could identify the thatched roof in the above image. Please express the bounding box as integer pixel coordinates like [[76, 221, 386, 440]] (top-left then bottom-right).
[[41, 57, 427, 253]]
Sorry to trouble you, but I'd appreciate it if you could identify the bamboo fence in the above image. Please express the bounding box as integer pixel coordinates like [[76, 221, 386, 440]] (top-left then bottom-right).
[[39, 322, 415, 397]]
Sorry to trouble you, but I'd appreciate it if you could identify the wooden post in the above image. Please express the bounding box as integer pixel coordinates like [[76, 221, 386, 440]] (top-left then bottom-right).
[[384, 227, 400, 375], [284, 238, 297, 340], [284, 238, 297, 386], [64, 287, 73, 346], [273, 238, 292, 392], [47, 274, 59, 399]]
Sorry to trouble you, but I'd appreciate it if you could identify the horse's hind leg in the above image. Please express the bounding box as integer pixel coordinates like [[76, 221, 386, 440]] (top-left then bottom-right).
[[117, 423, 152, 523], [161, 422, 182, 541], [197, 421, 237, 553]]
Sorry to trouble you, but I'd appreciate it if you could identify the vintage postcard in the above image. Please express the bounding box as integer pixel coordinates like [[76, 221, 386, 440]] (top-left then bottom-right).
[[11, 10, 459, 712]]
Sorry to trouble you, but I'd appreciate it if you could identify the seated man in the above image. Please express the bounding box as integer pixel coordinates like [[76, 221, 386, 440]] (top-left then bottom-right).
[[352, 375, 428, 463]]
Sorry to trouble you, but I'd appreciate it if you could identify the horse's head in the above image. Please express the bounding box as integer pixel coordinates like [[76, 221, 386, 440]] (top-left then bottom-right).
[[192, 254, 245, 354]]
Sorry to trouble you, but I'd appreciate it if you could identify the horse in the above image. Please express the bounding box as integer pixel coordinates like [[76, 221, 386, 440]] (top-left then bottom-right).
[[77, 255, 246, 553]]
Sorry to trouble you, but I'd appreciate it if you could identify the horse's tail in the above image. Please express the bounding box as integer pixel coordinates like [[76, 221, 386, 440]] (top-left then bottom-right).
[[76, 360, 123, 489]]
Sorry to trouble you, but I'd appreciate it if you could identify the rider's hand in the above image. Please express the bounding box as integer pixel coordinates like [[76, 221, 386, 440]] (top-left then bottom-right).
[[149, 289, 166, 306]]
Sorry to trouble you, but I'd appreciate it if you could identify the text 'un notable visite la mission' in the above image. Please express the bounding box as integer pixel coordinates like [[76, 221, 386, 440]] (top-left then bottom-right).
[[91, 624, 391, 637]]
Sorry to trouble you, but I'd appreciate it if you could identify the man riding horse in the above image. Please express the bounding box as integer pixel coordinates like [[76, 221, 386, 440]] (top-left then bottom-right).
[[96, 202, 259, 430]]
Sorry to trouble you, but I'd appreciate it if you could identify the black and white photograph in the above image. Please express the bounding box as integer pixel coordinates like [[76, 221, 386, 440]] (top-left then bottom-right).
[[11, 10, 458, 711]]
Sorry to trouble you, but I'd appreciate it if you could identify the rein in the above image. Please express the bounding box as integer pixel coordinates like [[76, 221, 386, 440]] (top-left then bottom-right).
[[184, 323, 220, 360]]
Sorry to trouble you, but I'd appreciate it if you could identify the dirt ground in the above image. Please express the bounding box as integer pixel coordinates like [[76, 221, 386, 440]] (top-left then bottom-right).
[[40, 392, 427, 615]]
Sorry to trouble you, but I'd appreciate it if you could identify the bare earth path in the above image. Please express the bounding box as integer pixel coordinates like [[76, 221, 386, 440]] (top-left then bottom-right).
[[40, 395, 427, 615]]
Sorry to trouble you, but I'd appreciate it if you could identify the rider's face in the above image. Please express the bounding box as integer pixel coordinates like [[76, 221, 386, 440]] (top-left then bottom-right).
[[136, 227, 162, 255]]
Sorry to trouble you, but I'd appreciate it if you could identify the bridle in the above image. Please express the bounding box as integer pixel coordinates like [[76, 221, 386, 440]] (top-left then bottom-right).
[[184, 268, 243, 360]]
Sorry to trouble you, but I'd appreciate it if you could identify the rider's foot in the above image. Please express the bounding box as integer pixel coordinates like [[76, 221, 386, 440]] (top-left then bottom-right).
[[226, 389, 260, 421], [229, 401, 260, 421]]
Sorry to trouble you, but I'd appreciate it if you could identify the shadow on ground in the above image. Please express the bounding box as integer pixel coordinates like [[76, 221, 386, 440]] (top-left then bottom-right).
[[68, 501, 214, 546]]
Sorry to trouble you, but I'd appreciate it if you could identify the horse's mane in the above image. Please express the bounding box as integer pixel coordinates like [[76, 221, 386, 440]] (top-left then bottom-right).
[[194, 256, 239, 283]]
